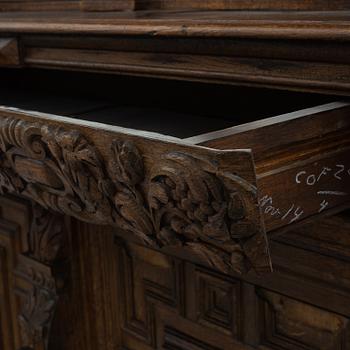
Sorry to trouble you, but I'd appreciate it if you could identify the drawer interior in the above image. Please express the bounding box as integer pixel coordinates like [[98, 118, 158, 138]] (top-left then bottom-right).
[[0, 68, 335, 139], [1, 68, 349, 234]]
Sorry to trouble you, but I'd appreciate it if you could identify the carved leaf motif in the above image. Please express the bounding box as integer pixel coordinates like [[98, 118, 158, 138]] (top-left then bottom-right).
[[18, 206, 67, 350], [0, 115, 269, 275], [42, 126, 110, 211], [29, 205, 65, 264], [108, 139, 155, 245], [109, 140, 144, 186], [18, 285, 58, 349], [113, 188, 154, 245], [0, 165, 24, 194], [148, 152, 234, 245], [0, 118, 114, 224], [146, 152, 266, 273]]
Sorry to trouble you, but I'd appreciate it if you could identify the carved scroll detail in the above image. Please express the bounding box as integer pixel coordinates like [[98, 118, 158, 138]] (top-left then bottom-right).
[[0, 117, 113, 224], [18, 205, 66, 350], [0, 116, 270, 275], [147, 152, 268, 274]]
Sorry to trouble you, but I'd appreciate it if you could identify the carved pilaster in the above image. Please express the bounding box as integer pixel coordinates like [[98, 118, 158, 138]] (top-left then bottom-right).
[[17, 204, 66, 350]]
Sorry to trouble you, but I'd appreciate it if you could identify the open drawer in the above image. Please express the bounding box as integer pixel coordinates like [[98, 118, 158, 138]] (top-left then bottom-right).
[[0, 69, 349, 276]]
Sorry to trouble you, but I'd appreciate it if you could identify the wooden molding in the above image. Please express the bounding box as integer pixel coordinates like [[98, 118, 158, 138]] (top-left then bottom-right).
[[0, 1, 79, 12], [81, 0, 135, 11], [258, 289, 350, 349], [0, 38, 20, 67], [135, 0, 350, 10], [0, 11, 349, 95], [0, 114, 271, 275], [0, 0, 348, 12]]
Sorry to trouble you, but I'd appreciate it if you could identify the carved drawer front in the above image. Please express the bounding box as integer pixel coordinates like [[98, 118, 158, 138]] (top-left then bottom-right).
[[0, 101, 270, 278], [0, 71, 349, 276]]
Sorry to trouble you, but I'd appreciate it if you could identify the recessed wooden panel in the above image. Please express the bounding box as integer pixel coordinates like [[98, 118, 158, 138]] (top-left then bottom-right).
[[156, 311, 250, 350], [258, 289, 350, 350], [185, 265, 241, 338], [119, 241, 182, 346], [117, 240, 252, 350]]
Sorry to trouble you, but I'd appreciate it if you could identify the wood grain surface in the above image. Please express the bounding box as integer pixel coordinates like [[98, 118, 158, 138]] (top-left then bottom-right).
[[0, 10, 349, 95], [0, 38, 20, 67], [0, 105, 272, 276], [0, 3, 349, 350], [194, 102, 350, 232]]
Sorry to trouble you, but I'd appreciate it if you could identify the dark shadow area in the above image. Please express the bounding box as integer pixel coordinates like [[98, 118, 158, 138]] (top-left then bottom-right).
[[0, 68, 336, 138]]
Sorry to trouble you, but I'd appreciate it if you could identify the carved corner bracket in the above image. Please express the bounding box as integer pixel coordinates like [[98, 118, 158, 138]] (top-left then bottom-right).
[[17, 204, 66, 350], [0, 115, 270, 276]]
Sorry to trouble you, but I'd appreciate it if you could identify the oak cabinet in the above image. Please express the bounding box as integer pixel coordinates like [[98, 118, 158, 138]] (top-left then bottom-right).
[[0, 5, 349, 350], [0, 69, 348, 350]]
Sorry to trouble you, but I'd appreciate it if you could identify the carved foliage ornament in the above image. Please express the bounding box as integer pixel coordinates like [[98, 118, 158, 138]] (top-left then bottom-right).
[[18, 285, 58, 350], [18, 205, 66, 350], [0, 116, 270, 274]]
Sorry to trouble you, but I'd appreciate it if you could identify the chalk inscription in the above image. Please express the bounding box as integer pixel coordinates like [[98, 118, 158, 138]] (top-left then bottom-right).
[[295, 164, 350, 187], [260, 161, 349, 226], [259, 195, 304, 224]]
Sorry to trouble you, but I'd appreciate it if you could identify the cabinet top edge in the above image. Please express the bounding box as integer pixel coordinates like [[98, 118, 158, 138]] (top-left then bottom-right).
[[0, 10, 350, 40]]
